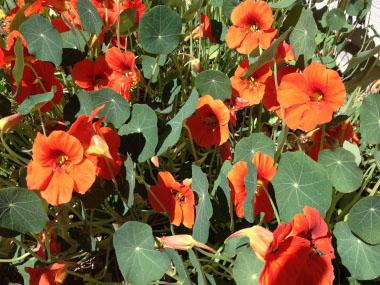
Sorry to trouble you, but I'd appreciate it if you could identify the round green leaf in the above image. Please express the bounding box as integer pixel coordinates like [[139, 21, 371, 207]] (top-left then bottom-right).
[[347, 0, 365, 16], [334, 222, 380, 280], [348, 196, 380, 245], [139, 5, 182, 54], [118, 104, 158, 162], [77, 0, 103, 35], [0, 187, 49, 234], [318, 148, 363, 193], [19, 14, 62, 66], [326, 9, 346, 30], [289, 8, 317, 62], [114, 222, 171, 284], [272, 151, 332, 222], [77, 88, 131, 129], [234, 133, 275, 163], [360, 94, 380, 144], [18, 92, 54, 115], [233, 247, 264, 285], [195, 70, 232, 101]]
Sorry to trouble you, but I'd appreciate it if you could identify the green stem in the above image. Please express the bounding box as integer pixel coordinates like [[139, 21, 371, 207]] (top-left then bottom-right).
[[261, 183, 281, 225], [0, 132, 29, 164], [320, 124, 326, 152], [325, 190, 344, 225], [274, 125, 288, 163]]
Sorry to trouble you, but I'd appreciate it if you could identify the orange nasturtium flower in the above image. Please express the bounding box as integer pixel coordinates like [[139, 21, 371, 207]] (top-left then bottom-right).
[[25, 261, 76, 285], [148, 172, 195, 229], [68, 105, 123, 180], [274, 41, 295, 65], [225, 0, 277, 55], [227, 151, 277, 222], [26, 131, 96, 206], [227, 206, 335, 285], [231, 59, 272, 106], [186, 95, 230, 147], [105, 47, 139, 100], [277, 62, 346, 131]]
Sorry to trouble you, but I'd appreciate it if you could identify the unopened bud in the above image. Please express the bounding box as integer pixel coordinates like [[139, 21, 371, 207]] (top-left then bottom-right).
[[0, 113, 23, 133], [159, 234, 215, 253]]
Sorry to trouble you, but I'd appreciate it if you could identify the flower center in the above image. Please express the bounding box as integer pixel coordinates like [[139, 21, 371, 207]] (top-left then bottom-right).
[[310, 91, 324, 102], [250, 24, 259, 32], [204, 116, 219, 131], [246, 76, 259, 89], [55, 155, 72, 169], [173, 191, 186, 203]]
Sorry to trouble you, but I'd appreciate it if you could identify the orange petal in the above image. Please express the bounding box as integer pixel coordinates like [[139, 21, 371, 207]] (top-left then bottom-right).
[[26, 161, 52, 190], [40, 170, 74, 205], [70, 159, 96, 194], [225, 26, 247, 49], [277, 73, 308, 108]]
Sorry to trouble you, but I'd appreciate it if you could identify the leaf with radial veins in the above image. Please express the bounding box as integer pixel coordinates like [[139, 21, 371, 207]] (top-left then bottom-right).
[[113, 222, 171, 284], [195, 70, 232, 101], [272, 151, 332, 222], [348, 196, 380, 245], [234, 133, 275, 163], [334, 222, 380, 280], [0, 187, 49, 234], [233, 247, 263, 285], [318, 148, 363, 193], [360, 94, 380, 144]]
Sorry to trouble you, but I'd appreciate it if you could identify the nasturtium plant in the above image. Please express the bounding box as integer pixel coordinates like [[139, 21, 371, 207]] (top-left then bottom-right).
[[0, 0, 379, 284]]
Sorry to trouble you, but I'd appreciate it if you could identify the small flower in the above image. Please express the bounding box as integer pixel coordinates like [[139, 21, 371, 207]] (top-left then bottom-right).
[[186, 95, 230, 147], [274, 41, 295, 65], [25, 261, 76, 285], [159, 234, 216, 253], [0, 113, 23, 133], [148, 172, 195, 229], [187, 14, 217, 43]]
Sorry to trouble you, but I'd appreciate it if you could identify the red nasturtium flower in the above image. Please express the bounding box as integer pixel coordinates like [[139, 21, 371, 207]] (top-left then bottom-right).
[[68, 105, 123, 180], [72, 56, 112, 91], [12, 61, 64, 112], [105, 47, 139, 100], [36, 231, 62, 258], [277, 62, 346, 131], [274, 41, 295, 65], [231, 59, 272, 106], [186, 95, 230, 147], [227, 206, 335, 285], [227, 151, 277, 222], [25, 261, 76, 285], [26, 131, 96, 205], [307, 121, 359, 161], [24, 0, 69, 17], [187, 14, 217, 43], [225, 0, 277, 55], [148, 172, 195, 229]]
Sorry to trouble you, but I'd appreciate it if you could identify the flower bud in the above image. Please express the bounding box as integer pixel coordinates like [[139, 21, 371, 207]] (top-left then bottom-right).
[[159, 234, 216, 253], [0, 113, 23, 133]]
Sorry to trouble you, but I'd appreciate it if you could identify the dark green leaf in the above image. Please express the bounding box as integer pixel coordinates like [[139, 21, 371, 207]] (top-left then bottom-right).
[[241, 27, 292, 80], [360, 94, 380, 144], [0, 187, 49, 233], [347, 0, 365, 16], [20, 14, 62, 66], [289, 8, 317, 62], [119, 104, 158, 162], [114, 221, 171, 284], [10, 5, 28, 31], [243, 162, 257, 223], [345, 45, 380, 73], [156, 89, 198, 156], [77, 0, 103, 35], [318, 148, 363, 193], [141, 55, 164, 83], [77, 88, 130, 128], [12, 37, 24, 84], [192, 165, 212, 243], [334, 221, 380, 280], [326, 9, 346, 30], [114, 8, 137, 35], [233, 247, 264, 285], [348, 196, 380, 245], [234, 133, 275, 163], [222, 0, 239, 18], [125, 154, 135, 207], [18, 92, 54, 115], [195, 70, 232, 101], [272, 151, 332, 222], [183, 0, 204, 22], [269, 0, 297, 9], [139, 5, 182, 54]]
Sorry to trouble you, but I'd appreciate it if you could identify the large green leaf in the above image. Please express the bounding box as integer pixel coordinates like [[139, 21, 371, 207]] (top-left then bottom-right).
[[326, 8, 346, 30], [318, 148, 363, 193], [243, 162, 257, 223], [233, 247, 264, 285], [77, 0, 103, 35], [156, 89, 199, 156], [118, 104, 158, 162], [18, 92, 54, 115], [359, 94, 380, 144], [0, 187, 49, 234], [113, 222, 171, 284], [241, 27, 293, 80], [195, 70, 232, 101], [139, 5, 182, 54], [61, 28, 89, 50], [234, 133, 275, 163], [347, 0, 365, 16], [114, 8, 138, 35], [77, 88, 130, 128], [272, 151, 332, 222], [289, 8, 317, 62], [222, 0, 239, 18], [334, 222, 380, 280], [269, 0, 297, 8], [141, 55, 166, 83], [19, 14, 62, 66], [191, 165, 212, 243], [348, 196, 380, 245], [124, 154, 135, 207]]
